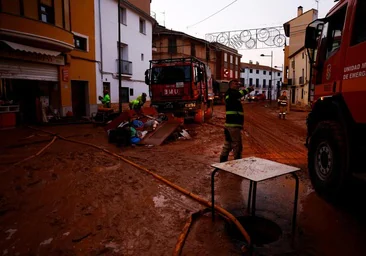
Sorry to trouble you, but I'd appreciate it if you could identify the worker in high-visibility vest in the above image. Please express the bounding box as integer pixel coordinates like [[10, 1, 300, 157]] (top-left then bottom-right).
[[129, 93, 147, 110], [219, 79, 254, 162], [99, 90, 111, 108]]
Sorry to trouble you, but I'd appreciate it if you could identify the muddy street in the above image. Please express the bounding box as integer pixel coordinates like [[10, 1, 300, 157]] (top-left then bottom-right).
[[1, 103, 366, 256]]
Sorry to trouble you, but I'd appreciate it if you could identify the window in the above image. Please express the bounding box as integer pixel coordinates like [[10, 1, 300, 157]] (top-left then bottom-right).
[[351, 1, 366, 45], [39, 4, 54, 24], [263, 79, 266, 88], [256, 79, 259, 87], [250, 69, 253, 73], [141, 53, 144, 61], [263, 70, 267, 75], [168, 38, 177, 54], [151, 66, 191, 84], [235, 70, 238, 78], [130, 88, 134, 96], [74, 35, 88, 51], [139, 18, 146, 34], [230, 70, 233, 77], [235, 57, 238, 65], [301, 88, 304, 99], [224, 53, 228, 62], [241, 78, 245, 85], [249, 78, 253, 86], [324, 6, 347, 59], [269, 80, 272, 87], [230, 55, 233, 63], [206, 48, 210, 61], [118, 43, 128, 60], [302, 52, 305, 59], [191, 43, 196, 57], [119, 7, 127, 25], [243, 69, 245, 73], [269, 71, 272, 75], [256, 70, 259, 74]]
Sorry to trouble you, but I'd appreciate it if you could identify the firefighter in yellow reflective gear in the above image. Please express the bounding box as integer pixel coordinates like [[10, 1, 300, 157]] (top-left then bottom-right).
[[219, 79, 254, 162]]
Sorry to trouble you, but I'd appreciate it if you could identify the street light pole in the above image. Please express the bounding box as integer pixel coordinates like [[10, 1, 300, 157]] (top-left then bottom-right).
[[270, 50, 273, 102], [118, 0, 122, 113], [260, 52, 274, 103]]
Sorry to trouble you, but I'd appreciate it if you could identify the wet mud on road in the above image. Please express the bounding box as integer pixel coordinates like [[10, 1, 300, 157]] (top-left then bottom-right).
[[1, 102, 366, 255]]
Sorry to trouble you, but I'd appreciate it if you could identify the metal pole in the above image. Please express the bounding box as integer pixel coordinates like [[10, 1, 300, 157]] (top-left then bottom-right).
[[270, 51, 273, 103], [211, 168, 219, 221], [118, 0, 122, 113]]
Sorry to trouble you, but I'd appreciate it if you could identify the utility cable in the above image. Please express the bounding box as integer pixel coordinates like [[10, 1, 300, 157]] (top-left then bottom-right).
[[187, 0, 239, 28]]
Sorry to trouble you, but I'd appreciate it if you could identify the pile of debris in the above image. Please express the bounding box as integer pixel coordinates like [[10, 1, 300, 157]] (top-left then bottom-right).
[[104, 107, 191, 147]]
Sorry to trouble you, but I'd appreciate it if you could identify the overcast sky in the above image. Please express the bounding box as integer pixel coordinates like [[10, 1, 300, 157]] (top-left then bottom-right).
[[151, 0, 337, 68]]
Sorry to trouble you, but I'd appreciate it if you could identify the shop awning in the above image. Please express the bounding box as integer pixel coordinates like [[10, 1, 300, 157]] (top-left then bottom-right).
[[0, 40, 61, 56]]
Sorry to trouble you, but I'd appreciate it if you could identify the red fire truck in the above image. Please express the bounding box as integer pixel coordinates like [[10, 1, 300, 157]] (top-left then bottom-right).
[[145, 57, 214, 123], [305, 0, 366, 200]]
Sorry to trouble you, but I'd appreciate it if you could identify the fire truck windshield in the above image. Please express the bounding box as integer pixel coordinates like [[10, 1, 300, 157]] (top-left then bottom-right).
[[151, 66, 191, 84]]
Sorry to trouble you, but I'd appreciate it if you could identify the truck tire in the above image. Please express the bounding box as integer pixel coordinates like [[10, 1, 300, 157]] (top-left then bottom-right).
[[204, 104, 214, 120], [308, 121, 349, 201]]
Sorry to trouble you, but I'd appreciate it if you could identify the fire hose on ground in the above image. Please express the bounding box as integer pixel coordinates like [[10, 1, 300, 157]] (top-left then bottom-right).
[[15, 126, 252, 254]]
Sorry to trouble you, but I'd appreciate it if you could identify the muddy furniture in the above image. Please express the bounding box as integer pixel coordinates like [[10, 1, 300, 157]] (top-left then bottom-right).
[[210, 157, 300, 240]]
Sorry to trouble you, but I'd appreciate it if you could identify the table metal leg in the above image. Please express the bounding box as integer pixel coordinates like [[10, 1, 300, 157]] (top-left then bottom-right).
[[247, 181, 253, 214], [211, 168, 220, 221], [251, 182, 257, 216], [291, 173, 299, 242]]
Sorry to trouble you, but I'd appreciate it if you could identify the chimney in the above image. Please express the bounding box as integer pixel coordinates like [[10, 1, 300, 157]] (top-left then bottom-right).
[[256, 61, 259, 65], [298, 6, 303, 17]]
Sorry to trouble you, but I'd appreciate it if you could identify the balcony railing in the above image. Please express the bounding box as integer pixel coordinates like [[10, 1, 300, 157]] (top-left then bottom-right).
[[116, 60, 132, 75]]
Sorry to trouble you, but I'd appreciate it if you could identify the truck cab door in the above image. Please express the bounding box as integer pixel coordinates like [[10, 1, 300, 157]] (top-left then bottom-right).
[[193, 66, 201, 99], [315, 6, 347, 98], [342, 0, 366, 124]]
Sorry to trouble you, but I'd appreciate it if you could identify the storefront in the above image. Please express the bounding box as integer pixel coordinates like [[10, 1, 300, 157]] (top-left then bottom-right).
[[0, 41, 65, 126]]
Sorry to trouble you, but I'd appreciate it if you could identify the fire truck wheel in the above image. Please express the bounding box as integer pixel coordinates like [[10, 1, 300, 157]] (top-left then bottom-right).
[[194, 109, 205, 123], [204, 105, 213, 120], [308, 121, 349, 201]]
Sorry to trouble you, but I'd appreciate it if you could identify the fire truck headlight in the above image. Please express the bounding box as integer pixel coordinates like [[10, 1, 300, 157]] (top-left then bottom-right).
[[185, 103, 196, 108]]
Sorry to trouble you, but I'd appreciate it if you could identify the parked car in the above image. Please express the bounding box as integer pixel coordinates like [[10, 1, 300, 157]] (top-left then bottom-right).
[[248, 93, 266, 102]]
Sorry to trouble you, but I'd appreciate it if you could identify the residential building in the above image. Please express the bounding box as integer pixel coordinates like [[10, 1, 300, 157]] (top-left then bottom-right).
[[152, 25, 217, 78], [152, 26, 241, 81], [94, 0, 155, 109], [0, 0, 97, 123], [68, 0, 97, 117], [283, 6, 318, 106], [240, 61, 282, 100], [211, 42, 241, 81]]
